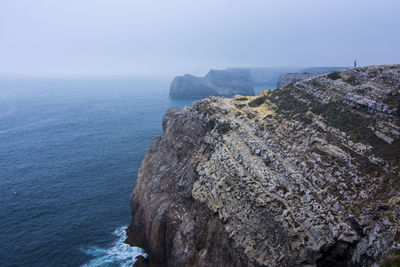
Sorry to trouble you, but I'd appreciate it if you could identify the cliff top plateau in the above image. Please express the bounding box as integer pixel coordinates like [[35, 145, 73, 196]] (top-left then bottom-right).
[[128, 64, 400, 267], [277, 67, 349, 88]]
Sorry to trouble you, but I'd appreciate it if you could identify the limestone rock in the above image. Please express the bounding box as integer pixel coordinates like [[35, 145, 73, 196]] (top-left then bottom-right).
[[128, 64, 400, 266]]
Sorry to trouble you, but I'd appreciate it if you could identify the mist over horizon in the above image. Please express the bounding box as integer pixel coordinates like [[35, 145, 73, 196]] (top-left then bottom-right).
[[1, 0, 399, 78]]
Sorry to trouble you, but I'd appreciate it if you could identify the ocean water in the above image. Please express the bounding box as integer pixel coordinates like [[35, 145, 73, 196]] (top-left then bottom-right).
[[0, 77, 197, 266]]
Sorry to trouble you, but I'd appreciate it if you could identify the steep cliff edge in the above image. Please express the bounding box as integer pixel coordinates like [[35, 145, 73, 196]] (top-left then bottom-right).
[[169, 69, 255, 98], [127, 65, 400, 266]]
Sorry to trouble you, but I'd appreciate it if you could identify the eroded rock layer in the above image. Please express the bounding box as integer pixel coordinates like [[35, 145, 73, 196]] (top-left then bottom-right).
[[128, 65, 400, 266]]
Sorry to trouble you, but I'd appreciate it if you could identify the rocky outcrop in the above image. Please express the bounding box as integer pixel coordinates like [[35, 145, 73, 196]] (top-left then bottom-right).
[[277, 67, 348, 88], [277, 73, 318, 88], [169, 69, 255, 97], [128, 65, 400, 266]]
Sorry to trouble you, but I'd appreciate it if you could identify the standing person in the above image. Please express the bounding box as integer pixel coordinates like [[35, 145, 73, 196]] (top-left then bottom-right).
[[354, 60, 357, 68]]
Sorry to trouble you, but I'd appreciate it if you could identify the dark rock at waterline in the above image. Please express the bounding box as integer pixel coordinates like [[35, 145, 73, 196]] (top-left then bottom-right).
[[133, 255, 150, 267]]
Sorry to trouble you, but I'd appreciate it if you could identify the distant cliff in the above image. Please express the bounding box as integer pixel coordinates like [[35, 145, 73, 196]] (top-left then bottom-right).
[[277, 67, 348, 88], [128, 65, 400, 266], [169, 69, 255, 97], [247, 67, 301, 86]]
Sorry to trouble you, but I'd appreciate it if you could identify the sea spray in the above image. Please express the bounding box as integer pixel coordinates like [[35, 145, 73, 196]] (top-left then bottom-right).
[[82, 226, 146, 267]]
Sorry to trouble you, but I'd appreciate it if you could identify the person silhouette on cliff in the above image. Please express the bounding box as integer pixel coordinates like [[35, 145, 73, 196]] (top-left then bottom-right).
[[354, 60, 357, 68]]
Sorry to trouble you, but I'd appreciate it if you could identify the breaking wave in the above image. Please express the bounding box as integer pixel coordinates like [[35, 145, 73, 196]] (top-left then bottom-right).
[[81, 226, 146, 267]]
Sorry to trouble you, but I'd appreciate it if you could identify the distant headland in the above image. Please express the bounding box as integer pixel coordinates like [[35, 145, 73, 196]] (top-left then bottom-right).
[[169, 66, 350, 98], [169, 69, 255, 98]]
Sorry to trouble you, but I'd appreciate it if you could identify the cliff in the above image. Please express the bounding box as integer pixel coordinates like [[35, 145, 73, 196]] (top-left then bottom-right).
[[247, 67, 301, 86], [169, 69, 255, 97], [277, 67, 348, 88], [127, 65, 400, 266]]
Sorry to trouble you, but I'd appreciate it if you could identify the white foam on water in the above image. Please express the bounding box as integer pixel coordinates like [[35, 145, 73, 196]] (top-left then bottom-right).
[[81, 226, 147, 267]]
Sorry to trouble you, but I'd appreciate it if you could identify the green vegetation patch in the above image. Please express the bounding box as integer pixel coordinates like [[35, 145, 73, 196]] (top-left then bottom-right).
[[293, 113, 312, 124], [311, 102, 368, 133], [327, 71, 342, 80], [248, 95, 267, 107], [246, 111, 256, 119], [273, 199, 286, 210], [275, 185, 289, 194], [395, 230, 400, 243], [383, 91, 399, 106], [217, 122, 231, 134], [235, 103, 245, 109], [311, 102, 399, 161], [350, 132, 360, 142], [344, 75, 362, 86], [310, 79, 320, 87], [373, 138, 400, 161], [236, 97, 248, 101], [206, 119, 216, 131], [269, 86, 310, 123], [269, 85, 400, 161]]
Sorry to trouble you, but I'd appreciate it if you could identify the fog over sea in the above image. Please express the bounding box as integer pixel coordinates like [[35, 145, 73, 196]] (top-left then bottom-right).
[[0, 77, 273, 266]]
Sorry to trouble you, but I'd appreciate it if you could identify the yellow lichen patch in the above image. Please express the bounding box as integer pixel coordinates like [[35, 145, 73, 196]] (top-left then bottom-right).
[[233, 92, 276, 117], [214, 97, 247, 115], [247, 98, 274, 116], [252, 104, 275, 116]]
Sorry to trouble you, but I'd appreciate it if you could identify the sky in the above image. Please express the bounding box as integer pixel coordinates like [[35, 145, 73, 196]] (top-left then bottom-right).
[[0, 0, 399, 77]]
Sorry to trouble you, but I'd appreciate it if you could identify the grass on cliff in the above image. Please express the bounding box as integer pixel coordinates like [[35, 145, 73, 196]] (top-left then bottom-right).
[[217, 122, 231, 134], [269, 85, 400, 161], [248, 95, 267, 107], [269, 86, 310, 124], [327, 71, 342, 80], [344, 75, 362, 86], [311, 102, 400, 160]]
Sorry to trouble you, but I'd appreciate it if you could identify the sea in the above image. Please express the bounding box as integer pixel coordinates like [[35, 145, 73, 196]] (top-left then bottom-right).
[[0, 77, 274, 266]]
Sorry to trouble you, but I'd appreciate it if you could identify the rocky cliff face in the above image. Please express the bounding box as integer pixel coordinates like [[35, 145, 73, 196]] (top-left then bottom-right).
[[128, 65, 400, 266], [277, 67, 348, 88], [169, 69, 254, 98]]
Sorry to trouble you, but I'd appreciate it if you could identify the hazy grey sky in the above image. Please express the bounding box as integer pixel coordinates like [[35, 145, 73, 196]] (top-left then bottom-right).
[[0, 0, 399, 77]]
